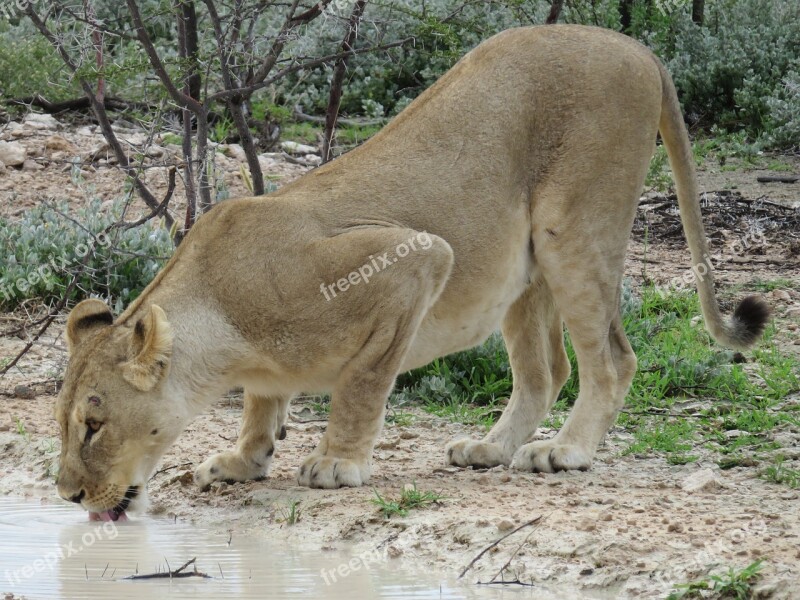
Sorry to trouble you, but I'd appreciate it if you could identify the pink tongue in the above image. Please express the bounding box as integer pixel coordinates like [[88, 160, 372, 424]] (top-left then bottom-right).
[[89, 510, 128, 522]]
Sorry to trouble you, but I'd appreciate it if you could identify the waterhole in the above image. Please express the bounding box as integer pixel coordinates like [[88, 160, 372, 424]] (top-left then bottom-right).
[[0, 497, 527, 599]]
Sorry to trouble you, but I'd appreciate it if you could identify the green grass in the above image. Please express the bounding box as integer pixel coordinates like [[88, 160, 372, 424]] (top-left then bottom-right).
[[666, 560, 764, 600], [371, 484, 443, 518], [646, 131, 790, 191], [741, 278, 798, 293], [394, 282, 799, 467], [761, 456, 800, 489], [281, 122, 321, 145], [336, 124, 382, 146], [277, 499, 302, 525]]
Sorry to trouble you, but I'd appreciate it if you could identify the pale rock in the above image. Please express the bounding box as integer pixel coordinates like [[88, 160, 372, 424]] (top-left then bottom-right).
[[145, 145, 166, 158], [496, 518, 515, 532], [22, 159, 44, 171], [771, 289, 791, 302], [258, 154, 280, 171], [304, 153, 322, 165], [75, 126, 95, 136], [119, 132, 147, 146], [44, 135, 76, 153], [281, 140, 317, 155], [681, 468, 723, 493], [223, 143, 247, 162], [0, 141, 26, 166], [23, 113, 60, 130]]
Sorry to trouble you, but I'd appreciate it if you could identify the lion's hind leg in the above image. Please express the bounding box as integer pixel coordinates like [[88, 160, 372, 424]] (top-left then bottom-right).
[[195, 392, 291, 489], [511, 230, 637, 473], [447, 275, 570, 468]]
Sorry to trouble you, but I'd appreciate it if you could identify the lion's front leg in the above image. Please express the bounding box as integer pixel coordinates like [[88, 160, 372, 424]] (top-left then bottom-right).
[[195, 392, 291, 490], [297, 227, 454, 489]]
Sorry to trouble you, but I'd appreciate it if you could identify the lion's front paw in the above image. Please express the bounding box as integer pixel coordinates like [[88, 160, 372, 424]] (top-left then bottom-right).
[[296, 455, 370, 489], [446, 438, 510, 469], [511, 441, 592, 473], [195, 450, 272, 491]]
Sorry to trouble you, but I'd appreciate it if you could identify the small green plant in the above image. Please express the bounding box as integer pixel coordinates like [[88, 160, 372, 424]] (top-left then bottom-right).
[[210, 118, 235, 143], [161, 133, 183, 146], [310, 394, 331, 416], [761, 456, 800, 489], [277, 499, 302, 525], [371, 484, 442, 518], [385, 410, 414, 427], [646, 144, 673, 191], [15, 418, 28, 438], [667, 560, 764, 600]]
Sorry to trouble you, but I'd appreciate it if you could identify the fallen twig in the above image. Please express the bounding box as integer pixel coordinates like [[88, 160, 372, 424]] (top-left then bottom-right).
[[458, 515, 542, 579], [757, 175, 798, 184], [125, 557, 210, 580]]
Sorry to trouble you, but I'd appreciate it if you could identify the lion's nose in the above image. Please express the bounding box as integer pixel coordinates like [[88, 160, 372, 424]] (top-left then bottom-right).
[[69, 490, 85, 504]]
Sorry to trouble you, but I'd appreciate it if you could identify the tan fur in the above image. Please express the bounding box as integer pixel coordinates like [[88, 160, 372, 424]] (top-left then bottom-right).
[[56, 25, 767, 508]]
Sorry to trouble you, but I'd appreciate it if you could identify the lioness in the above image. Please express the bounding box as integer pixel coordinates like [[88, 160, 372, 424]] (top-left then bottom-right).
[[56, 25, 768, 520]]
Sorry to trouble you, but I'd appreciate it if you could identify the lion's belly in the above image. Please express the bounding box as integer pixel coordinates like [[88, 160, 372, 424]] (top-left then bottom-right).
[[400, 238, 532, 372]]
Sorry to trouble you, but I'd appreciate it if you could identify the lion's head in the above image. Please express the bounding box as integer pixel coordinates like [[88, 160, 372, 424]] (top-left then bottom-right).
[[55, 298, 181, 520]]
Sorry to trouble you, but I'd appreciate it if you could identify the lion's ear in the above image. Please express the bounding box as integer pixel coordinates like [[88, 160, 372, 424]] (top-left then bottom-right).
[[122, 305, 173, 392], [66, 299, 114, 353]]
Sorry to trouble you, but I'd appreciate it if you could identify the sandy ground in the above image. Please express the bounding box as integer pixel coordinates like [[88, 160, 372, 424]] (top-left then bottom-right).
[[1, 115, 800, 598]]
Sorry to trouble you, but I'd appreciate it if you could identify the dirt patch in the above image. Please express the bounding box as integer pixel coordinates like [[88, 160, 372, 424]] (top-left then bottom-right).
[[1, 119, 800, 598]]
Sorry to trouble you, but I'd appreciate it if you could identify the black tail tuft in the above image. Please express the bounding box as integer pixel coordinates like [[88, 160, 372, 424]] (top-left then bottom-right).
[[731, 295, 770, 348]]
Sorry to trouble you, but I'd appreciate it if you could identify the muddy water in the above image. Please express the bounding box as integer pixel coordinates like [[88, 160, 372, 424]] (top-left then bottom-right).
[[0, 497, 528, 599]]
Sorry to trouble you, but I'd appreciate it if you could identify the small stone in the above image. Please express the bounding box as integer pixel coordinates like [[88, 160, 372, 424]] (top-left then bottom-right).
[[399, 431, 418, 440], [222, 143, 247, 162], [22, 159, 43, 171], [496, 519, 515, 532], [386, 545, 402, 558], [281, 140, 317, 155], [499, 474, 512, 483], [667, 522, 683, 533], [0, 141, 26, 166], [681, 468, 723, 493], [44, 135, 75, 153], [23, 113, 59, 129], [770, 289, 791, 301], [13, 385, 35, 400]]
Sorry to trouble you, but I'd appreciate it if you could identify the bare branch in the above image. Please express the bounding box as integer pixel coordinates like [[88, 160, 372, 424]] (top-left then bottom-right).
[[210, 37, 414, 103], [125, 0, 205, 113], [322, 0, 369, 163]]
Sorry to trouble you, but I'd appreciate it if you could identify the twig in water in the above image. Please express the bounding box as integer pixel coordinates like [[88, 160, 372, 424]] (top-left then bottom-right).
[[125, 557, 211, 580]]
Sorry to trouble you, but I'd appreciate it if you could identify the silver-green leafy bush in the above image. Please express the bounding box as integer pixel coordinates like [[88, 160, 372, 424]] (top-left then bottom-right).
[[0, 199, 173, 311]]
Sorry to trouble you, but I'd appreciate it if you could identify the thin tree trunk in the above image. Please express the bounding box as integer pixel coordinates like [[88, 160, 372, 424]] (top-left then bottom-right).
[[691, 0, 705, 25], [618, 0, 633, 33], [545, 0, 563, 24], [322, 0, 368, 163], [177, 2, 198, 234]]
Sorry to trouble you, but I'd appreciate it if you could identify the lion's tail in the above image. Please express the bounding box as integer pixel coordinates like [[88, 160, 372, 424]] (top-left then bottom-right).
[[656, 60, 769, 350]]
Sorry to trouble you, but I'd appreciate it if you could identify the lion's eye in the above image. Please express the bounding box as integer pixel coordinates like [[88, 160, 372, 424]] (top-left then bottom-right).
[[85, 419, 103, 443]]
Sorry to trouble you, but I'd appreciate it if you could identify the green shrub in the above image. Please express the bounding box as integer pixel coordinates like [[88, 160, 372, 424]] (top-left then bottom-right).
[[0, 199, 173, 312], [653, 0, 800, 147]]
